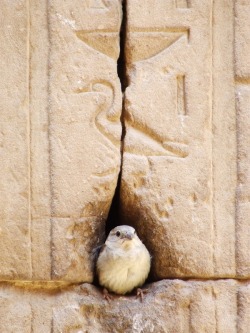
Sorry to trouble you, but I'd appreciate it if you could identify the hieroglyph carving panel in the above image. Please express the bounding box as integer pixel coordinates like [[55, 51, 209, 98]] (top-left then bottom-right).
[[121, 0, 249, 278], [0, 0, 122, 281], [0, 0, 249, 283]]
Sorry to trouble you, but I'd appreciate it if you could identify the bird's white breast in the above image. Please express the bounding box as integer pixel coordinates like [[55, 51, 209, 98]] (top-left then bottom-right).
[[97, 243, 151, 295]]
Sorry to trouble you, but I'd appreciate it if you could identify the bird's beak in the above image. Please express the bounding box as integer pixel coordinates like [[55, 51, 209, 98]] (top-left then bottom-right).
[[120, 232, 133, 240], [125, 233, 133, 240]]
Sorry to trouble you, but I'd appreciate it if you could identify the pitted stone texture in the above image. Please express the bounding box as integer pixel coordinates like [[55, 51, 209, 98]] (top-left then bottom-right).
[[0, 0, 32, 280], [0, 280, 249, 332], [0, 0, 122, 281], [121, 0, 249, 278], [235, 0, 250, 277]]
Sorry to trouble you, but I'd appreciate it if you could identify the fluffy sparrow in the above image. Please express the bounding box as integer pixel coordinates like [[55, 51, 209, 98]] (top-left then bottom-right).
[[96, 225, 151, 298]]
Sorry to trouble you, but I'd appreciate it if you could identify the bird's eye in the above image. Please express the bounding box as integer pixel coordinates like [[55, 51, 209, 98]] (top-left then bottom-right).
[[134, 230, 137, 234], [116, 231, 121, 237]]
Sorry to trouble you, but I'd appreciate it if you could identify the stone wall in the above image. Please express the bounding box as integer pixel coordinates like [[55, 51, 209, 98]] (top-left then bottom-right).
[[0, 0, 249, 332]]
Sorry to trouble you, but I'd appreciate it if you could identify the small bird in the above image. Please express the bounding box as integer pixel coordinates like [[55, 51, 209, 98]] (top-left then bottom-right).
[[96, 225, 151, 300]]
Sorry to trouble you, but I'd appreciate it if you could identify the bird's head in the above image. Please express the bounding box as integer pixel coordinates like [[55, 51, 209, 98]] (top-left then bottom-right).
[[105, 225, 141, 250]]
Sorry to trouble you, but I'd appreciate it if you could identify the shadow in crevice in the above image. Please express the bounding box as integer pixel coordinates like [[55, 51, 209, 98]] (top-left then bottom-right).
[[105, 172, 122, 235], [105, 0, 128, 236], [117, 0, 128, 93]]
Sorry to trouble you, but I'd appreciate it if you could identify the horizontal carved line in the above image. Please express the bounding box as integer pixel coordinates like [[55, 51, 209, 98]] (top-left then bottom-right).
[[1, 278, 250, 286], [235, 76, 250, 85], [128, 26, 189, 34], [76, 29, 119, 34]]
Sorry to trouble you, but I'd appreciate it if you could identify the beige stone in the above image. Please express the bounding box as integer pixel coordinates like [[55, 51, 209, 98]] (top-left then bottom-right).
[[0, 0, 250, 331], [0, 0, 122, 281], [0, 280, 249, 332], [0, 0, 31, 280], [234, 0, 250, 277], [121, 0, 249, 278]]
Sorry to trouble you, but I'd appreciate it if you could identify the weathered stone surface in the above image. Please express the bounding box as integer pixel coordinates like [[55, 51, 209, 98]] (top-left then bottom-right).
[[0, 0, 31, 280], [234, 0, 250, 277], [121, 0, 249, 278], [212, 0, 237, 277], [0, 280, 249, 332], [0, 0, 122, 281], [0, 0, 250, 331]]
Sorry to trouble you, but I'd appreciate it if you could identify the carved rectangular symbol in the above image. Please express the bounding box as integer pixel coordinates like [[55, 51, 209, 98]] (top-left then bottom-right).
[[176, 0, 190, 8], [177, 74, 187, 116]]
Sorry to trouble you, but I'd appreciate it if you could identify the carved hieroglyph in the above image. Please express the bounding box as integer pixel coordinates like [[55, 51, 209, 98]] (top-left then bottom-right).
[[0, 0, 249, 288], [121, 0, 249, 278], [0, 0, 250, 331], [0, 0, 122, 281]]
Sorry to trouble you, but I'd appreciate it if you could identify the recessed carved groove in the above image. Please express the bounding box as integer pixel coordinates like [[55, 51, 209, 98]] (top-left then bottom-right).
[[125, 27, 189, 64], [75, 79, 121, 147], [177, 74, 187, 116], [47, 0, 55, 280], [124, 117, 189, 158], [75, 30, 119, 59], [27, 0, 32, 279], [128, 26, 189, 34], [235, 76, 250, 85], [176, 0, 191, 8]]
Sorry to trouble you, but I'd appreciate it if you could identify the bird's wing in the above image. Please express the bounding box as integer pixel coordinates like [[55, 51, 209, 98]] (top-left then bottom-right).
[[92, 244, 106, 261], [92, 244, 106, 284]]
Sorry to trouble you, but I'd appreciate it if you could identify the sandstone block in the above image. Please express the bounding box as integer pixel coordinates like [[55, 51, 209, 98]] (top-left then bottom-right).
[[234, 0, 250, 277], [0, 0, 122, 281], [121, 0, 249, 278], [0, 280, 249, 332], [0, 1, 32, 279]]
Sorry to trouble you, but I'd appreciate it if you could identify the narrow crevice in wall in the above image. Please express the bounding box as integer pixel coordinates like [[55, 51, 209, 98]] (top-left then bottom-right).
[[105, 172, 122, 234], [117, 0, 128, 93], [105, 0, 127, 235]]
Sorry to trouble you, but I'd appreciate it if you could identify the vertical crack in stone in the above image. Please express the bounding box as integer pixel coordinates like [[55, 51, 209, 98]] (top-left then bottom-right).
[[117, 0, 128, 94], [106, 0, 127, 234]]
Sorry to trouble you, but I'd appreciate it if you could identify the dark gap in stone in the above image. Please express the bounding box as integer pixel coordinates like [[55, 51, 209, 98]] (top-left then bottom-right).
[[105, 171, 122, 235], [105, 0, 127, 236], [117, 0, 128, 93]]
